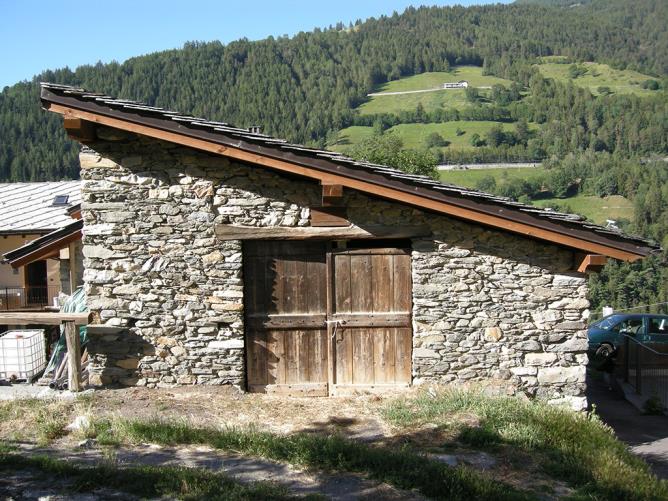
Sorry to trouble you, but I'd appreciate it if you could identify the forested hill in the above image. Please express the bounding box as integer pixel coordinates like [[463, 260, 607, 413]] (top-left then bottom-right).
[[0, 0, 666, 182]]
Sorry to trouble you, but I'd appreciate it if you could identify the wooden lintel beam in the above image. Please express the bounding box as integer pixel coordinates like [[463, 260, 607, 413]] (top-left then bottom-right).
[[577, 253, 608, 273], [64, 117, 96, 142], [0, 312, 91, 326], [214, 224, 431, 241], [46, 103, 647, 262]]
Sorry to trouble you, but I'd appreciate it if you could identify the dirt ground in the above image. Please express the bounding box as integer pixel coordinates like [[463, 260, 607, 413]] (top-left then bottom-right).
[[86, 385, 396, 441], [0, 385, 575, 500]]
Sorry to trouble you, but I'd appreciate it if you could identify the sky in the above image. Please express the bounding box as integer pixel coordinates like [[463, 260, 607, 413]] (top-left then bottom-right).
[[0, 0, 510, 89]]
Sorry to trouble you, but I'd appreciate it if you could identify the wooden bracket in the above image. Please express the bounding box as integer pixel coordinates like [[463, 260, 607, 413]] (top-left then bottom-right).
[[576, 253, 607, 273], [63, 118, 96, 143], [322, 183, 343, 207]]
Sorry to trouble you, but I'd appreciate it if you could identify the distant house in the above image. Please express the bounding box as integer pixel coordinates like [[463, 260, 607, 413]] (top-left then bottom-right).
[[0, 182, 81, 310], [37, 83, 657, 410], [442, 81, 469, 89]]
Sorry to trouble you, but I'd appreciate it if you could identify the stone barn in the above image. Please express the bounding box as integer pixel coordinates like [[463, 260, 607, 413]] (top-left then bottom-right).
[[40, 83, 656, 410]]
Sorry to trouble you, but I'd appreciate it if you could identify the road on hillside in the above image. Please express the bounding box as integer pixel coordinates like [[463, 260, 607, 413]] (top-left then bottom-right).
[[368, 86, 491, 97]]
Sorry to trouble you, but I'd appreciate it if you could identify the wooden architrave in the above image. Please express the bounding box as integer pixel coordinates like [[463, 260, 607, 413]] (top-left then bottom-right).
[[214, 224, 431, 240], [46, 102, 647, 262], [576, 254, 608, 273], [8, 229, 82, 269]]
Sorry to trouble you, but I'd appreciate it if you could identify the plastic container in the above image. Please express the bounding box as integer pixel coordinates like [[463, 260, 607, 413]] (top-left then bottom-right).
[[0, 330, 46, 381]]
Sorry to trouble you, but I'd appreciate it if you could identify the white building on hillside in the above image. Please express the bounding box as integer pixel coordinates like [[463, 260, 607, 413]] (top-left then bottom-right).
[[442, 81, 469, 89]]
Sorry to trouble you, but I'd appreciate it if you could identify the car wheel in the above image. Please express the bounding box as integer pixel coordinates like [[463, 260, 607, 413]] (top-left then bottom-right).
[[594, 343, 615, 371]]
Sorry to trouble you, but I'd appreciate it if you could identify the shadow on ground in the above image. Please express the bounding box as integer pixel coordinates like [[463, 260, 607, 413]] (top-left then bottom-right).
[[587, 369, 668, 479]]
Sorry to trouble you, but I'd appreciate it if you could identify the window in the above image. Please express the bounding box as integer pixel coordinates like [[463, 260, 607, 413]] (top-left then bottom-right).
[[648, 318, 668, 335], [52, 195, 69, 206], [611, 317, 643, 335]]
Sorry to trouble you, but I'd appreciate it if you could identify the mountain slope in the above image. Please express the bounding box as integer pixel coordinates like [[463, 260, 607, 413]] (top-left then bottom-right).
[[0, 0, 666, 182]]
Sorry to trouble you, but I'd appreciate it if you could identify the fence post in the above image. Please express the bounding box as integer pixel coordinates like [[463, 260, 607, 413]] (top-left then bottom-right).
[[64, 320, 82, 392], [636, 339, 642, 395], [624, 335, 630, 383]]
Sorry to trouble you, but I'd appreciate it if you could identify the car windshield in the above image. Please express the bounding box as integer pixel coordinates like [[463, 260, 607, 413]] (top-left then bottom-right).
[[592, 314, 624, 330]]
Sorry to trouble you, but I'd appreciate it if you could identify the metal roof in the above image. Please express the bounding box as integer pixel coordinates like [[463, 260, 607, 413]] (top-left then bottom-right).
[[39, 82, 658, 258], [0, 181, 81, 234]]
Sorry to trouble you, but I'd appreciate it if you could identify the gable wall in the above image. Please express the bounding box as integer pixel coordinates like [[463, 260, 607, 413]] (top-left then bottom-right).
[[81, 130, 589, 410]]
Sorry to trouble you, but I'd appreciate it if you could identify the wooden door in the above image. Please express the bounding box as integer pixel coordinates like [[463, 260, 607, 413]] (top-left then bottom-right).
[[244, 242, 413, 396], [244, 241, 329, 396], [330, 247, 412, 393]]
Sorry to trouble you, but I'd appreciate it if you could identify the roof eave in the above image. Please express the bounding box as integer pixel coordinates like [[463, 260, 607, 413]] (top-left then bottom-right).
[[39, 85, 658, 262]]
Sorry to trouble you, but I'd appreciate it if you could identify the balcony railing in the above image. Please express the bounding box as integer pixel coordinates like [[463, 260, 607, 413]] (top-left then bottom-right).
[[0, 286, 62, 311], [619, 334, 668, 410]]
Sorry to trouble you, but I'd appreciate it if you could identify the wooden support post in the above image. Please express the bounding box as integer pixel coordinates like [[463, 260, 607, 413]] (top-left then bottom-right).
[[321, 183, 343, 207], [68, 241, 77, 293], [64, 320, 82, 392]]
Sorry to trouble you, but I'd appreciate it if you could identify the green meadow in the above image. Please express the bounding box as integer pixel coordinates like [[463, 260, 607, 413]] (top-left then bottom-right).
[[332, 121, 519, 152], [358, 66, 515, 115], [536, 59, 660, 96]]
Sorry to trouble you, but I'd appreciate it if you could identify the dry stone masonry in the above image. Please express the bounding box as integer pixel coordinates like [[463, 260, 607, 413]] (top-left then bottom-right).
[[81, 129, 590, 410]]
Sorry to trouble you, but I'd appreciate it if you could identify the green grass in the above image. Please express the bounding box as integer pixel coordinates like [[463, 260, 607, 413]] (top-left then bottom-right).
[[333, 121, 521, 152], [0, 398, 74, 445], [438, 168, 635, 225], [532, 194, 634, 225], [383, 388, 668, 501], [358, 66, 515, 115], [439, 166, 547, 187], [536, 60, 660, 96], [0, 452, 297, 500], [84, 417, 530, 501]]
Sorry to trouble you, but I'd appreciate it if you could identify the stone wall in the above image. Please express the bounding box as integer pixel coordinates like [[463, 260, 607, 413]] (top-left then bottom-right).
[[80, 129, 589, 409]]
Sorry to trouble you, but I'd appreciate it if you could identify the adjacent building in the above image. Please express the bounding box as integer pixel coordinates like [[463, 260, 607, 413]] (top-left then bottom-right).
[[0, 182, 81, 310]]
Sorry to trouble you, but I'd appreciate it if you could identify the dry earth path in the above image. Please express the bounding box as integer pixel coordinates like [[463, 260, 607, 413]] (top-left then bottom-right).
[[10, 442, 425, 501]]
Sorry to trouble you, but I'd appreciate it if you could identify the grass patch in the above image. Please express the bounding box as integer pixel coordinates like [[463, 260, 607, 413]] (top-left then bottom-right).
[[0, 398, 75, 445], [439, 166, 547, 188], [383, 388, 668, 501], [85, 417, 530, 501], [536, 61, 659, 96], [333, 121, 523, 153], [0, 452, 297, 500], [532, 194, 634, 225]]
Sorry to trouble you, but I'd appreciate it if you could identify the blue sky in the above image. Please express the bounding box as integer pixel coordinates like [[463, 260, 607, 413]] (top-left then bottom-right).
[[0, 0, 509, 89]]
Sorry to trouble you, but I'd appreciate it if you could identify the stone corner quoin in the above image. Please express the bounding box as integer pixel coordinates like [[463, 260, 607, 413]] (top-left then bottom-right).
[[80, 131, 590, 411]]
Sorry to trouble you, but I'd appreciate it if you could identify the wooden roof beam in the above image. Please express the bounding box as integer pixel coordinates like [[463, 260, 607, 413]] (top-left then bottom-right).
[[576, 253, 608, 273], [64, 118, 96, 143]]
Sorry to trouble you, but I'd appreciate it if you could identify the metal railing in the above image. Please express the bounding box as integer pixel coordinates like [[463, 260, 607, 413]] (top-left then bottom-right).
[[620, 334, 668, 409], [0, 286, 61, 311]]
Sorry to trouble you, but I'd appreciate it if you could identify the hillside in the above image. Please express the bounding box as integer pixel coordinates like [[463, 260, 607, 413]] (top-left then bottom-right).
[[0, 0, 666, 182], [0, 0, 666, 314]]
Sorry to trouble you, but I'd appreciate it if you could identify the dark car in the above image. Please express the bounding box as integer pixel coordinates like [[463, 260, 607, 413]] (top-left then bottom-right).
[[587, 313, 668, 369]]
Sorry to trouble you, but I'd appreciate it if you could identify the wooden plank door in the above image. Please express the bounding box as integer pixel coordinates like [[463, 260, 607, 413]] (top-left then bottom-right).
[[244, 241, 329, 396], [330, 247, 412, 394]]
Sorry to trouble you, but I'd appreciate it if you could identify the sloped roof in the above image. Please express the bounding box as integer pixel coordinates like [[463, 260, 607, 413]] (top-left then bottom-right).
[[39, 82, 658, 260], [0, 181, 81, 234], [3, 219, 83, 267]]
